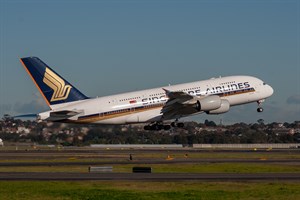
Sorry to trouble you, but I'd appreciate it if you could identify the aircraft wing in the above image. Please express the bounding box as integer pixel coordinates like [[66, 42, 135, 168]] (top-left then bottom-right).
[[161, 89, 201, 119]]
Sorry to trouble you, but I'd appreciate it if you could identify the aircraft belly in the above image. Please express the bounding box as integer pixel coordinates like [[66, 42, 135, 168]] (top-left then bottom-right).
[[89, 108, 162, 124], [224, 91, 259, 106], [125, 114, 139, 123], [224, 94, 248, 106], [93, 116, 128, 124], [137, 109, 162, 123]]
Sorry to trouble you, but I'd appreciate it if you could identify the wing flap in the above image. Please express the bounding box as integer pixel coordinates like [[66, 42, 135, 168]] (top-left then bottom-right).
[[161, 89, 200, 119], [163, 89, 194, 103]]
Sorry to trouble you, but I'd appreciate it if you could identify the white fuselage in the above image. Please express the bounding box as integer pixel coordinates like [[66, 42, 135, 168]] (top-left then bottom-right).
[[39, 75, 273, 124]]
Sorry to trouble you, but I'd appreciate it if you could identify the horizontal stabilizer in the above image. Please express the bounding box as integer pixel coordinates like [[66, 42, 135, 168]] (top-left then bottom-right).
[[45, 110, 83, 121], [13, 114, 37, 119]]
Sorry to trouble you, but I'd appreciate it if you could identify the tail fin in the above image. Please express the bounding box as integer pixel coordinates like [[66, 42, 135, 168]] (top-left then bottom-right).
[[20, 57, 88, 108]]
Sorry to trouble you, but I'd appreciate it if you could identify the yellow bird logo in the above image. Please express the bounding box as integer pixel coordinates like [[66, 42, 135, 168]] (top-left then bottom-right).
[[43, 68, 72, 102]]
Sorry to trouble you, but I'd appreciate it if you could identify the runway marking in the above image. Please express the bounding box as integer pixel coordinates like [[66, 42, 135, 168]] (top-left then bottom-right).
[[0, 158, 299, 167]]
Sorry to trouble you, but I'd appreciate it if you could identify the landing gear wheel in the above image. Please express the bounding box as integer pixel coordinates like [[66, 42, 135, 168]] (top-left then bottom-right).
[[163, 125, 171, 130], [150, 125, 158, 131], [257, 100, 265, 113], [144, 123, 165, 131], [170, 121, 184, 128], [144, 125, 151, 130], [257, 107, 263, 112], [157, 124, 164, 130], [177, 123, 184, 128], [145, 121, 181, 131]]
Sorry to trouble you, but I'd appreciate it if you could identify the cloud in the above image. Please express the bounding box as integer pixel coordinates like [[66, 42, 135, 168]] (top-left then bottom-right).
[[287, 94, 300, 105], [0, 93, 49, 117], [13, 99, 48, 114], [0, 104, 13, 115], [12, 92, 48, 115]]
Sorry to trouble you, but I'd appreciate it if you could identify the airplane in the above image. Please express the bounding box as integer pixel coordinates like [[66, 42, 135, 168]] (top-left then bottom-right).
[[20, 57, 274, 131]]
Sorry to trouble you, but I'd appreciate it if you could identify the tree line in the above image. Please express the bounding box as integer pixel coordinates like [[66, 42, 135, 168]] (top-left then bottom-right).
[[0, 117, 299, 146]]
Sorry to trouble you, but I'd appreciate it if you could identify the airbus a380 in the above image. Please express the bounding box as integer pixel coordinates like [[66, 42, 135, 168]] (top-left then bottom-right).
[[20, 57, 274, 131]]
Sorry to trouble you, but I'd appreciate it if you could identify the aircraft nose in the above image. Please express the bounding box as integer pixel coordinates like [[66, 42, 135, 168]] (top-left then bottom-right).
[[266, 85, 274, 97]]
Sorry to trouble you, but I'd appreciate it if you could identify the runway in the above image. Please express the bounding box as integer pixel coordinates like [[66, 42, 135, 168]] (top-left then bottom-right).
[[0, 158, 299, 167], [1, 172, 300, 181]]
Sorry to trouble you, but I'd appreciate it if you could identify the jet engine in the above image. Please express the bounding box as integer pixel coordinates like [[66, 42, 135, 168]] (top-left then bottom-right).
[[206, 99, 230, 114], [195, 95, 222, 111]]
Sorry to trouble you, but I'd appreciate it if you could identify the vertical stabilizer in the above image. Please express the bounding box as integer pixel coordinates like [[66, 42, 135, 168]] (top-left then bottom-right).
[[20, 57, 88, 108]]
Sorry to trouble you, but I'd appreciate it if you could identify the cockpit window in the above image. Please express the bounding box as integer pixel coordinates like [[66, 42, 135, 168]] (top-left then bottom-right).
[[263, 82, 267, 85]]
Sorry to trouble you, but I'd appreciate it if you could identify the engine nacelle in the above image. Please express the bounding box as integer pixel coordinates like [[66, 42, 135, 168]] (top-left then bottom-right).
[[206, 99, 230, 114], [196, 95, 222, 111]]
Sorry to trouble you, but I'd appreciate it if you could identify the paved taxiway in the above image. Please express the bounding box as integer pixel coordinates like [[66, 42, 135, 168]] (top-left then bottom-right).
[[0, 149, 299, 166], [0, 158, 299, 167], [1, 172, 300, 181]]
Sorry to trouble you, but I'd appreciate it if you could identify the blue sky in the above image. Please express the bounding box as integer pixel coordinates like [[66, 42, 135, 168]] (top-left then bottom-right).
[[0, 0, 299, 124]]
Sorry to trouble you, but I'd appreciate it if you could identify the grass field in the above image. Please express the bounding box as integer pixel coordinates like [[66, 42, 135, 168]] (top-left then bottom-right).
[[1, 162, 300, 173], [0, 181, 300, 200]]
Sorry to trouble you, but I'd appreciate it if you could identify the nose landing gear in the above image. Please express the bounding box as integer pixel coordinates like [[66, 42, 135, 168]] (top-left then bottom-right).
[[257, 107, 264, 112], [257, 100, 265, 112]]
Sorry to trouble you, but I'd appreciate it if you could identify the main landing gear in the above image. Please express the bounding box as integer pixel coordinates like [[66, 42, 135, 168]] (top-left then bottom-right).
[[257, 100, 264, 113], [144, 121, 184, 131], [144, 123, 171, 131], [171, 121, 184, 128]]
